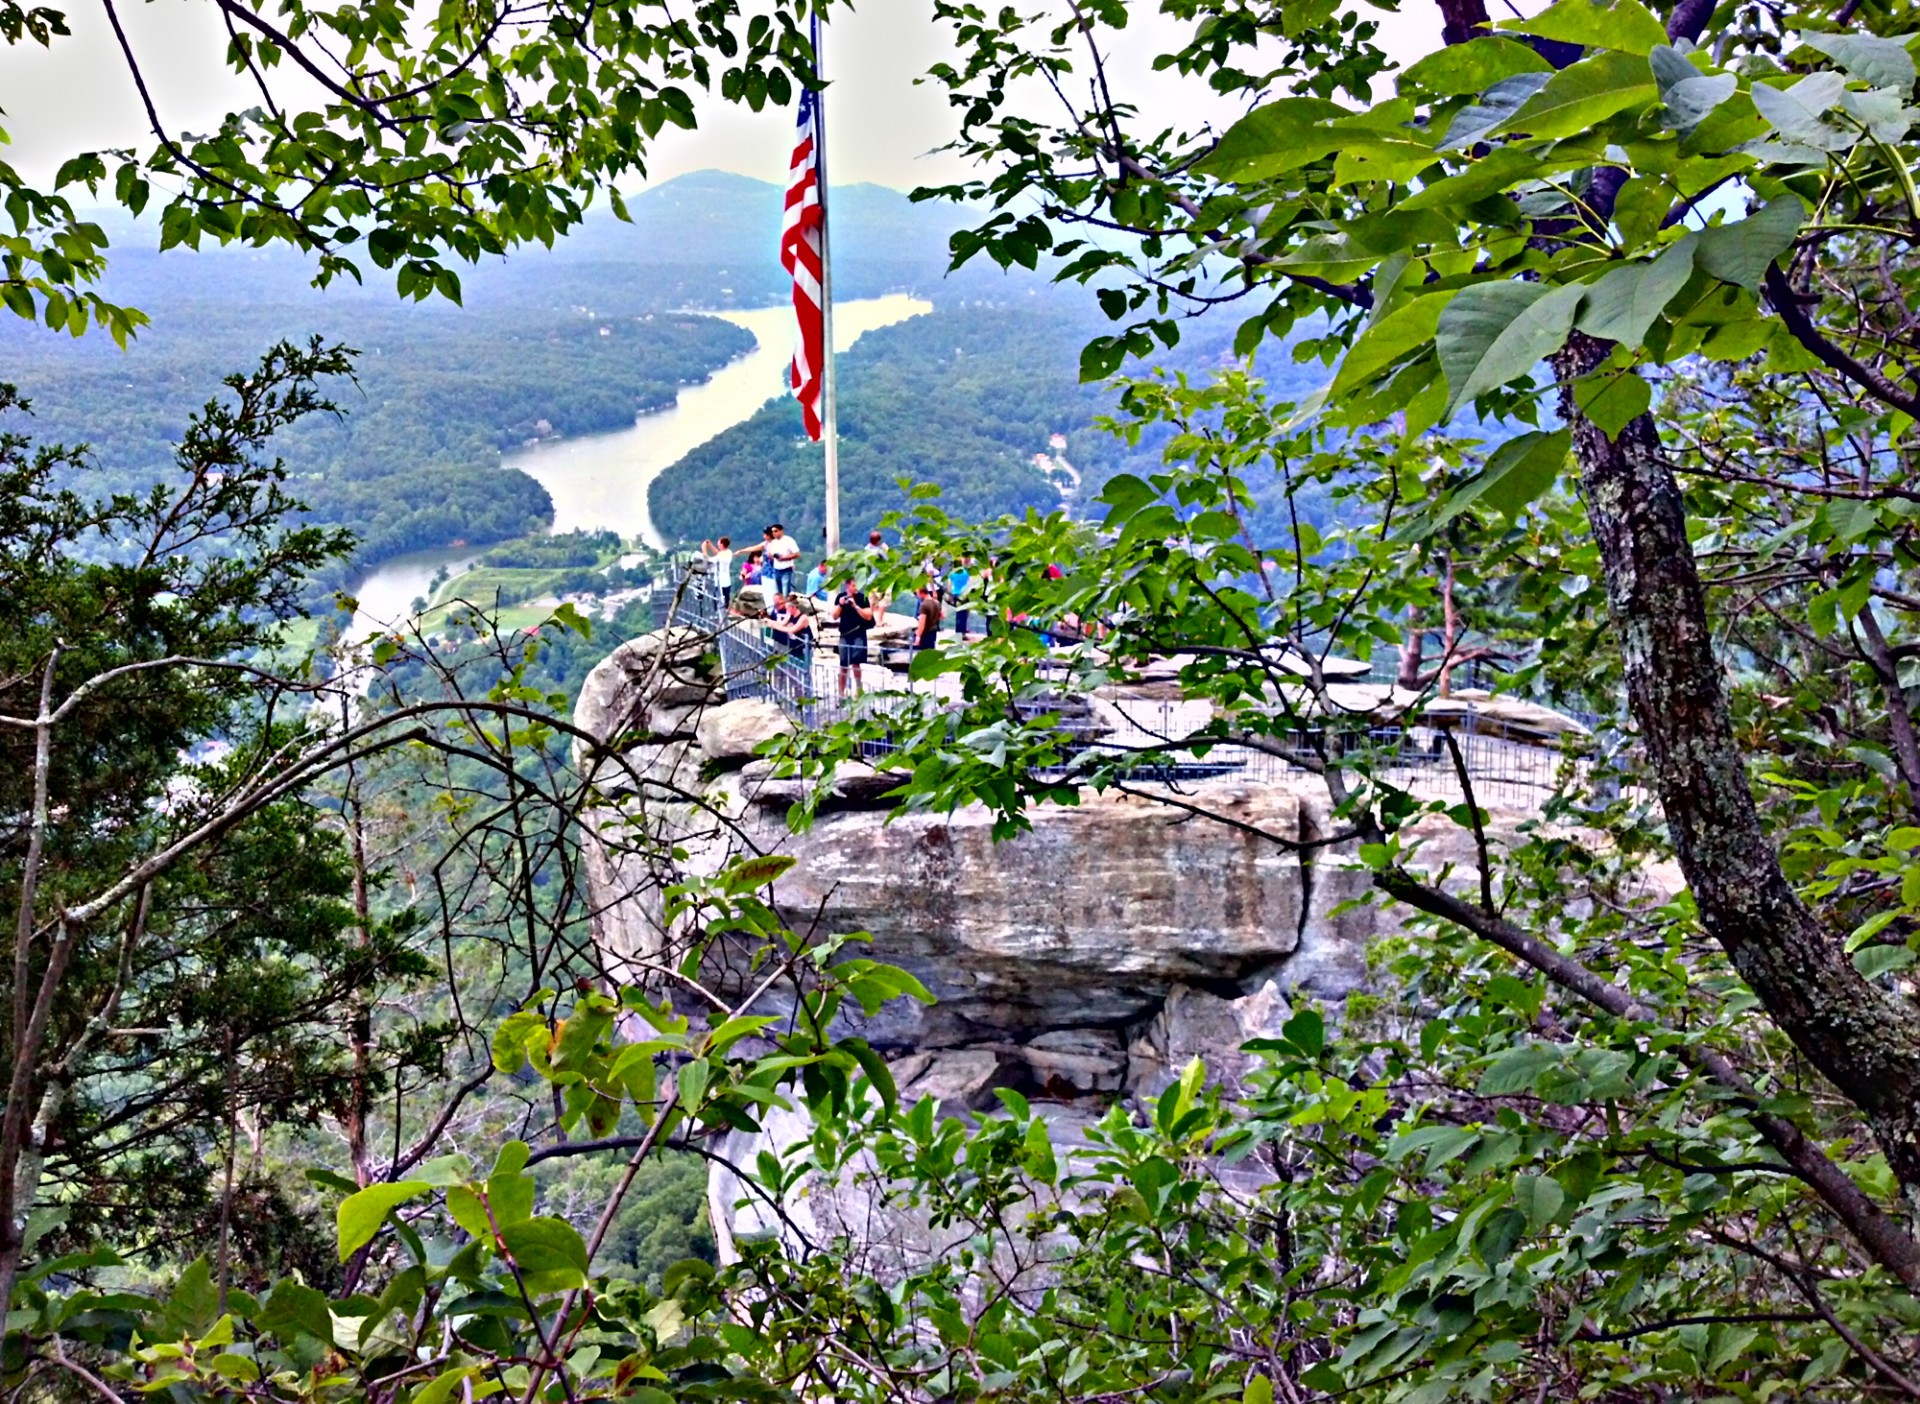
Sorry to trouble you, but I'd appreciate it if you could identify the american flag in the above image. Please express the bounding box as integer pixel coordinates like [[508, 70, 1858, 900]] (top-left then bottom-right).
[[782, 85, 826, 441]]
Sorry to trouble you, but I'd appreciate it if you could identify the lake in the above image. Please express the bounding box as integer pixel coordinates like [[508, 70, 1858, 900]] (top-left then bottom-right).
[[348, 293, 929, 639]]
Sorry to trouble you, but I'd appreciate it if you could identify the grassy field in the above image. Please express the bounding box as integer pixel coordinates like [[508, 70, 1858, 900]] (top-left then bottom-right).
[[272, 616, 326, 658], [430, 566, 563, 608]]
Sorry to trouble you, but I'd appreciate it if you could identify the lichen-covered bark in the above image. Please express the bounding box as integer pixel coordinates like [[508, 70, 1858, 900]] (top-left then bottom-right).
[[1556, 335, 1920, 1197]]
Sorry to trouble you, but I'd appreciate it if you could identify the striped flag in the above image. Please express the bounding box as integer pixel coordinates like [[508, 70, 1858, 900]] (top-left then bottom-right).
[[782, 86, 826, 441]]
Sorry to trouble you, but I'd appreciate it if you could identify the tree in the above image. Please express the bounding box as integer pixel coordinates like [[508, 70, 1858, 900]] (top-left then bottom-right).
[[901, 0, 1920, 1250], [671, 0, 1920, 1390], [2, 0, 821, 341], [4, 856, 935, 1404], [0, 342, 743, 1313], [0, 342, 359, 1307]]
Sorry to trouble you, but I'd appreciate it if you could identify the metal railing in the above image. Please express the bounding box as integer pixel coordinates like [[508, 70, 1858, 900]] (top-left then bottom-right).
[[660, 564, 1613, 806]]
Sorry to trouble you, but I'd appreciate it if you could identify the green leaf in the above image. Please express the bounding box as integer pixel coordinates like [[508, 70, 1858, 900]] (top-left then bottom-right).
[[496, 1218, 590, 1282], [1442, 73, 1551, 149], [446, 1186, 492, 1240], [491, 1010, 545, 1074], [1475, 1206, 1529, 1265], [165, 1258, 221, 1337], [1707, 1324, 1762, 1374], [1194, 97, 1353, 182], [1478, 1041, 1563, 1096], [546, 600, 592, 639], [1400, 37, 1552, 96], [843, 1038, 899, 1113], [678, 1056, 711, 1112], [723, 853, 797, 892], [491, 1141, 531, 1179], [208, 1353, 260, 1382], [1577, 239, 1698, 348], [1243, 1376, 1276, 1404], [1388, 1124, 1481, 1173], [1332, 137, 1441, 187], [1801, 30, 1918, 90], [1080, 336, 1127, 382], [1855, 944, 1918, 978], [1506, 51, 1660, 141], [1695, 198, 1807, 290], [1574, 367, 1654, 436], [1500, 0, 1668, 57], [258, 1280, 334, 1344], [1022, 1115, 1060, 1180], [1099, 472, 1160, 523], [1437, 281, 1583, 414], [1663, 72, 1738, 129], [416, 1367, 484, 1404], [1749, 73, 1853, 150], [704, 1013, 778, 1054], [1430, 428, 1572, 530], [337, 1181, 431, 1262], [1329, 293, 1451, 405], [1282, 1008, 1326, 1058], [1512, 1173, 1566, 1231], [486, 1167, 535, 1227]]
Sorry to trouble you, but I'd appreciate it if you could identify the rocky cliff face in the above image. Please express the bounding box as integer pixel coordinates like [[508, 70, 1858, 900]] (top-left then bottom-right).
[[574, 628, 1543, 1258]]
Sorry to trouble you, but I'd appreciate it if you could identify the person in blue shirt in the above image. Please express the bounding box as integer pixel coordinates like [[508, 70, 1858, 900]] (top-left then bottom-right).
[[804, 561, 829, 601], [948, 558, 973, 640]]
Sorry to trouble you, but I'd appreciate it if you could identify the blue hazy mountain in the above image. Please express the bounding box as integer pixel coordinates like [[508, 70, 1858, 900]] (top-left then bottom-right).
[[69, 170, 984, 315]]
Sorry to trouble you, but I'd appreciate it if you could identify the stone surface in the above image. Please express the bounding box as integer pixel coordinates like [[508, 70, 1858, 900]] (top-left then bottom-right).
[[697, 699, 793, 762], [573, 627, 1636, 1273], [1008, 1028, 1126, 1093], [892, 1048, 1001, 1111], [1127, 980, 1297, 1098], [574, 627, 718, 776]]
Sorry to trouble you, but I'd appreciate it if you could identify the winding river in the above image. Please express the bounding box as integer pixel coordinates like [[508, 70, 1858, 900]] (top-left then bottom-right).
[[348, 293, 930, 638]]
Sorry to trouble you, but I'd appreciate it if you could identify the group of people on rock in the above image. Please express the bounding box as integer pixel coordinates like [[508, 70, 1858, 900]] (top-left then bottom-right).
[[697, 527, 985, 700]]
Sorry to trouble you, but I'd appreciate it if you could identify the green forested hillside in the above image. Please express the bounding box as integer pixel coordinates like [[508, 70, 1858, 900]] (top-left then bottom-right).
[[0, 288, 751, 584], [0, 169, 976, 589], [648, 300, 1330, 547]]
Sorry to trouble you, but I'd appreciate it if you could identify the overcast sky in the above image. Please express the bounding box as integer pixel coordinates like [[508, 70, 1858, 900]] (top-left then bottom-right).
[[0, 3, 1444, 197]]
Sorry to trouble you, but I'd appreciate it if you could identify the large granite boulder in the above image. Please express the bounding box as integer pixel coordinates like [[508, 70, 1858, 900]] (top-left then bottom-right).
[[575, 627, 1611, 1273]]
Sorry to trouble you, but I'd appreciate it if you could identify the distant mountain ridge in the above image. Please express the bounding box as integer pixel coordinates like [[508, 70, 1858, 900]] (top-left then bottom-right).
[[70, 169, 986, 313], [554, 170, 967, 270]]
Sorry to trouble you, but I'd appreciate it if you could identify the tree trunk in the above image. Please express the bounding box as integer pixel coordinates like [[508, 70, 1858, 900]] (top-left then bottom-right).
[[1397, 609, 1426, 690], [343, 772, 375, 1188], [1557, 334, 1920, 1199]]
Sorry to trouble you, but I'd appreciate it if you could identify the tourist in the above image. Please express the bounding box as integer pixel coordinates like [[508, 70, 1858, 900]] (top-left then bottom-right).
[[803, 559, 829, 601], [913, 584, 943, 652], [764, 522, 801, 597], [948, 557, 973, 640], [735, 527, 773, 598], [768, 593, 812, 663], [699, 536, 735, 607], [865, 528, 890, 623], [829, 577, 874, 700]]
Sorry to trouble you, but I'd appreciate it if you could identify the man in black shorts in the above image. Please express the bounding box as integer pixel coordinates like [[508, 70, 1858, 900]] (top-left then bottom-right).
[[829, 578, 874, 700]]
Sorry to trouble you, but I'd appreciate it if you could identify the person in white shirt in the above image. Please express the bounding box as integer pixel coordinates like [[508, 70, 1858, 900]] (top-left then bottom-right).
[[763, 522, 802, 597], [700, 536, 735, 607]]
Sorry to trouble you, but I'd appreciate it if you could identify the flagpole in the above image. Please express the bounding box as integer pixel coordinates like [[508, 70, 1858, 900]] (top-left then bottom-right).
[[813, 13, 841, 556]]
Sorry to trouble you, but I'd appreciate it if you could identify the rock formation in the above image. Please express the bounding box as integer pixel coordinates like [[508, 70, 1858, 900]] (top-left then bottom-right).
[[574, 627, 1571, 1261]]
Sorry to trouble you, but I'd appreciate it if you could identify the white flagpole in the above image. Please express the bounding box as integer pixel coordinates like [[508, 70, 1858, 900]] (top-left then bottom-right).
[[813, 14, 841, 556]]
